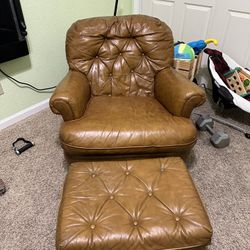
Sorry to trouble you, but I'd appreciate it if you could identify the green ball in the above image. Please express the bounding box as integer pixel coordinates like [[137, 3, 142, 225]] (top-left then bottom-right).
[[174, 44, 195, 60], [244, 79, 249, 87]]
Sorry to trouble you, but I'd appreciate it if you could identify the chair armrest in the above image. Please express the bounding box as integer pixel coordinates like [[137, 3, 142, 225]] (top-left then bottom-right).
[[155, 68, 206, 117], [49, 70, 91, 121]]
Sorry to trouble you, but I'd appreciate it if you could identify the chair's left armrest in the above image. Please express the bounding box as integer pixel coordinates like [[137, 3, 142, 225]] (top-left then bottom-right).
[[155, 67, 206, 118], [50, 70, 91, 121]]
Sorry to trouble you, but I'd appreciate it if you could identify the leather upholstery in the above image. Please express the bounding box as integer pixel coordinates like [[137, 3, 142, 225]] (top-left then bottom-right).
[[66, 15, 173, 97], [57, 157, 212, 250], [50, 15, 205, 159], [60, 96, 197, 157], [50, 71, 90, 121], [155, 68, 206, 118]]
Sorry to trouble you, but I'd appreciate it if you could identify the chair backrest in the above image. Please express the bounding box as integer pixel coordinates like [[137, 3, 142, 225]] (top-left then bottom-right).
[[66, 15, 173, 96]]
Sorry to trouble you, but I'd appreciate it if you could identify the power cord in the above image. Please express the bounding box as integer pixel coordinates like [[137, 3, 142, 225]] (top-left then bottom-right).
[[0, 68, 56, 92]]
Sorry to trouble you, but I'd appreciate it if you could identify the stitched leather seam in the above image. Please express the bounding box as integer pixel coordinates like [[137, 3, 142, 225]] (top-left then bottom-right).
[[182, 94, 205, 116], [53, 100, 75, 120], [158, 242, 211, 250], [49, 103, 60, 114], [61, 138, 197, 150], [80, 79, 91, 116]]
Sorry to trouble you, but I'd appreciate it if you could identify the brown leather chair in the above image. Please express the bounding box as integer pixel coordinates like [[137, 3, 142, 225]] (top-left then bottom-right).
[[50, 15, 205, 161]]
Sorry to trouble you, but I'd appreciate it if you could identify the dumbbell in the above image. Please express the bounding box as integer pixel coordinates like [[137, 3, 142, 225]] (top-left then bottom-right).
[[196, 115, 230, 148]]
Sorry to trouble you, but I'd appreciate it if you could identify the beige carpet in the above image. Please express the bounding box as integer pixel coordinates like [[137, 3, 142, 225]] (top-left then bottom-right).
[[0, 96, 249, 250]]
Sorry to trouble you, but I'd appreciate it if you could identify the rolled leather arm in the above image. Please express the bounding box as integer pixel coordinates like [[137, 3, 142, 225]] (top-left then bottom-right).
[[49, 70, 90, 121], [155, 68, 206, 117]]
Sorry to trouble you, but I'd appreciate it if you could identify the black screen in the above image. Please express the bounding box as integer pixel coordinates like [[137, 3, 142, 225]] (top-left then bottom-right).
[[0, 0, 29, 63]]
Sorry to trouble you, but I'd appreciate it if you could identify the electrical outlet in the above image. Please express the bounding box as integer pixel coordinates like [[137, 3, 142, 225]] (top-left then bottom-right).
[[0, 82, 4, 95]]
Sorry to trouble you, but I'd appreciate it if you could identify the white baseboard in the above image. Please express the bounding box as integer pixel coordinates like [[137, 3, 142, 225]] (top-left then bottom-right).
[[0, 98, 49, 131]]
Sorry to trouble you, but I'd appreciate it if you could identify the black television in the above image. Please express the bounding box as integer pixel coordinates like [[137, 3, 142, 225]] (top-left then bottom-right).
[[0, 0, 29, 63]]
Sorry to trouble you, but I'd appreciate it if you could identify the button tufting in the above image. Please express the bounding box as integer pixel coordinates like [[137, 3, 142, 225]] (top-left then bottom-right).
[[95, 55, 99, 58], [131, 70, 134, 73], [133, 221, 138, 226], [119, 52, 122, 56], [91, 173, 96, 178], [175, 216, 180, 222], [110, 195, 114, 200], [109, 73, 112, 76], [125, 171, 130, 175], [90, 224, 96, 230], [148, 191, 153, 197], [160, 168, 165, 172]]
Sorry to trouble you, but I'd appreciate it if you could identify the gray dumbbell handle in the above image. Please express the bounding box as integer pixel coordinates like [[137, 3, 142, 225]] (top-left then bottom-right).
[[205, 124, 215, 135]]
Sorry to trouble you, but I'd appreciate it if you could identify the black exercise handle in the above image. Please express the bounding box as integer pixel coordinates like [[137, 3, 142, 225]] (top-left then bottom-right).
[[12, 138, 34, 155], [16, 143, 33, 155]]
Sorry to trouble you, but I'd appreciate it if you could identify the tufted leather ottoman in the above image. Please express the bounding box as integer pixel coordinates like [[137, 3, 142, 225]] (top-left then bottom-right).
[[56, 157, 212, 250]]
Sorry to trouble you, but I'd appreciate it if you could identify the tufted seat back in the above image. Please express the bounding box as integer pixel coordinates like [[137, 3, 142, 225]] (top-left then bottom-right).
[[66, 15, 174, 96]]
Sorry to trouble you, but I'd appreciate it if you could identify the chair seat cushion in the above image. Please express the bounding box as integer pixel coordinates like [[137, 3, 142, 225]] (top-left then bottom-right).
[[60, 96, 197, 156], [56, 157, 212, 249]]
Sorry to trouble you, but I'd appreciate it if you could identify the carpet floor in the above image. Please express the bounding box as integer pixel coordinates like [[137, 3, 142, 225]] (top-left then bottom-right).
[[0, 95, 249, 250]]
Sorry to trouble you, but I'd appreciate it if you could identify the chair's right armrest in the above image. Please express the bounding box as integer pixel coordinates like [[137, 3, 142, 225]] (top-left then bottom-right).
[[49, 70, 90, 121], [155, 68, 205, 118]]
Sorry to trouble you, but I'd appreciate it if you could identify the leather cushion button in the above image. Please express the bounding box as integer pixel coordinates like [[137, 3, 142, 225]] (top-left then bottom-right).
[[133, 221, 138, 226], [175, 217, 180, 222], [90, 224, 96, 229]]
